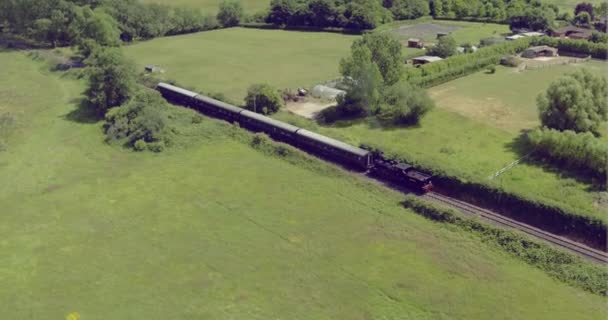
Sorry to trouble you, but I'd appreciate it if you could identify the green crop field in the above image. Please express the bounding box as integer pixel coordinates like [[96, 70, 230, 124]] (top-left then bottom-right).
[[2, 50, 607, 319], [429, 61, 607, 133], [140, 0, 270, 14], [124, 28, 357, 102]]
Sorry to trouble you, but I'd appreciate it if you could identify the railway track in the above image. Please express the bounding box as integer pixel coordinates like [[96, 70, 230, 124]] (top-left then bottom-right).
[[423, 191, 608, 264]]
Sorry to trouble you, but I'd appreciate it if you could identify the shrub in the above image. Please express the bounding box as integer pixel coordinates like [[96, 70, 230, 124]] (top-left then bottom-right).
[[217, 0, 244, 27], [537, 69, 608, 136], [376, 81, 434, 125], [134, 139, 147, 151], [526, 128, 608, 180], [500, 55, 522, 67], [244, 83, 284, 115], [427, 35, 457, 58], [487, 65, 496, 73], [105, 89, 171, 150]]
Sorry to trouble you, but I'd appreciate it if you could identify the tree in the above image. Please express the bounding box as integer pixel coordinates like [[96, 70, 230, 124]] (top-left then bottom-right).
[[376, 81, 434, 124], [217, 0, 243, 27], [537, 69, 608, 136], [384, 0, 430, 20], [105, 88, 170, 151], [575, 2, 594, 20], [308, 0, 337, 27], [574, 11, 592, 27], [85, 47, 136, 114], [427, 35, 457, 58], [337, 45, 383, 116], [341, 33, 403, 86], [244, 84, 284, 115]]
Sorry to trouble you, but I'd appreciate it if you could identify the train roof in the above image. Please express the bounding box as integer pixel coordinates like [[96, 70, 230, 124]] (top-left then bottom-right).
[[193, 94, 244, 114], [240, 110, 301, 133], [157, 82, 198, 98], [406, 170, 432, 182], [296, 129, 370, 157]]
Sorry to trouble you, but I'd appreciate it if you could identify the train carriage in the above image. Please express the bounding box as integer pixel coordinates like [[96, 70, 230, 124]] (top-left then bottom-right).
[[239, 110, 300, 141], [295, 129, 372, 170], [192, 94, 244, 122], [157, 83, 198, 105]]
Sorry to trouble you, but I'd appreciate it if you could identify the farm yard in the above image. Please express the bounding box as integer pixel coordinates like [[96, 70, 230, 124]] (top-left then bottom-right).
[[2, 50, 607, 319], [429, 61, 608, 133], [140, 0, 269, 14], [124, 28, 356, 101]]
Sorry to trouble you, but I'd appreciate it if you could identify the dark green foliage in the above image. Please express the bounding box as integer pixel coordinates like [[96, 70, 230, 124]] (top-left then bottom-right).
[[527, 128, 608, 179], [266, 0, 391, 30], [589, 31, 608, 44], [383, 0, 429, 20], [104, 88, 171, 151], [217, 0, 244, 27], [574, 11, 592, 27], [500, 54, 523, 67], [537, 69, 608, 136], [486, 64, 496, 73], [402, 195, 608, 296], [575, 2, 594, 19], [342, 33, 403, 86], [376, 81, 434, 124], [406, 37, 532, 87], [244, 83, 284, 115], [427, 34, 457, 58], [509, 4, 556, 31], [84, 47, 136, 114]]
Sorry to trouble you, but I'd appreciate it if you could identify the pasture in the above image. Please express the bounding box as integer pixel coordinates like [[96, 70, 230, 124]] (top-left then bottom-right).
[[124, 28, 357, 101], [429, 61, 608, 133], [2, 50, 607, 319], [140, 0, 269, 14]]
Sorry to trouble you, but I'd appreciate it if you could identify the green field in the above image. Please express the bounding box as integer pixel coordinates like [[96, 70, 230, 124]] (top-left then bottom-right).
[[124, 28, 356, 101], [2, 50, 607, 319], [546, 0, 601, 12], [429, 61, 608, 133], [140, 0, 270, 14]]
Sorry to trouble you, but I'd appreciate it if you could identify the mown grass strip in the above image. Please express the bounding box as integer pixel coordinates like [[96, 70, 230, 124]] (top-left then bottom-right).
[[402, 195, 608, 296]]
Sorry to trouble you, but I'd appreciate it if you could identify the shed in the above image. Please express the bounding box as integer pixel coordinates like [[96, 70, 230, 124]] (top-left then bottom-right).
[[145, 64, 162, 73], [521, 46, 558, 58], [311, 85, 346, 100], [407, 38, 424, 48], [550, 26, 592, 40], [411, 56, 443, 67], [520, 31, 545, 37]]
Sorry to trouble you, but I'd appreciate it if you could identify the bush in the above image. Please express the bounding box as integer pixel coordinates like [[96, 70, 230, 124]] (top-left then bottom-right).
[[427, 35, 457, 58], [244, 83, 284, 115], [537, 69, 608, 136], [500, 55, 522, 67], [105, 89, 171, 150], [526, 128, 608, 180], [217, 0, 243, 27], [402, 195, 608, 296], [487, 65, 496, 73], [134, 139, 147, 151], [376, 81, 434, 125]]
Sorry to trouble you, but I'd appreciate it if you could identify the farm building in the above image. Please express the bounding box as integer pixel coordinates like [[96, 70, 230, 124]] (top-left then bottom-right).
[[407, 38, 424, 48], [411, 56, 443, 67], [550, 26, 592, 40], [521, 46, 558, 58]]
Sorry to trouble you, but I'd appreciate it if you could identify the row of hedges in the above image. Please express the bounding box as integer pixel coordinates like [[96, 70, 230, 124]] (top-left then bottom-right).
[[404, 38, 533, 87], [364, 144, 607, 250], [526, 128, 608, 180], [402, 196, 608, 296], [239, 23, 365, 35], [530, 36, 608, 60]]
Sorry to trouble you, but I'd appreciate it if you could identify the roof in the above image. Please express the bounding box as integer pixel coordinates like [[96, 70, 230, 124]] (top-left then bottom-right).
[[240, 110, 300, 133], [412, 56, 443, 62], [408, 38, 421, 42], [506, 34, 525, 40], [194, 94, 244, 114], [520, 32, 545, 37], [296, 129, 370, 157], [157, 82, 198, 98], [551, 26, 592, 37], [524, 45, 558, 53]]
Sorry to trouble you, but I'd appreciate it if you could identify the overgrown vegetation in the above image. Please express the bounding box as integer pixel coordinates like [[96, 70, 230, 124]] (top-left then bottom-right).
[[217, 0, 244, 27], [244, 83, 284, 115], [426, 34, 457, 57], [402, 195, 608, 296], [526, 128, 607, 180], [335, 32, 433, 124]]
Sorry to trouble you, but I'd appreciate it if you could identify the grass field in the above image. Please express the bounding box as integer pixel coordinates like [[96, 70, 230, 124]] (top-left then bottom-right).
[[429, 61, 608, 133], [546, 0, 601, 11], [140, 0, 269, 14], [124, 28, 357, 102], [2, 50, 607, 319]]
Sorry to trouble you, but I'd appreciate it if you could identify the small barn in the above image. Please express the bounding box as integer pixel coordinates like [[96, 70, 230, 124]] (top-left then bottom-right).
[[411, 56, 443, 67], [521, 46, 558, 58], [550, 26, 592, 40], [407, 38, 424, 48]]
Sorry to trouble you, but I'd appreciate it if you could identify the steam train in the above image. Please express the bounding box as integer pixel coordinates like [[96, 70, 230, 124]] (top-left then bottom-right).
[[157, 82, 433, 192]]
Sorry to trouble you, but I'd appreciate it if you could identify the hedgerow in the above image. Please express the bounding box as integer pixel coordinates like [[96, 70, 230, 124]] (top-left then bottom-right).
[[402, 195, 608, 296], [530, 36, 608, 59]]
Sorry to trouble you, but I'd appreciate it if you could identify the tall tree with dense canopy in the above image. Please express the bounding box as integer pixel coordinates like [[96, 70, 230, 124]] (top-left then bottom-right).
[[537, 69, 608, 136], [217, 0, 243, 27], [85, 47, 136, 114], [427, 35, 457, 58]]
